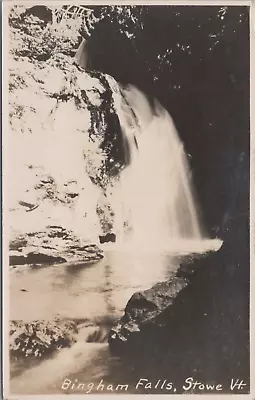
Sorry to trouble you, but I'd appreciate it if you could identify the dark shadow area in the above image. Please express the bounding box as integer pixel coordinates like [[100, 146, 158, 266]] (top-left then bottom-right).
[[82, 6, 250, 392]]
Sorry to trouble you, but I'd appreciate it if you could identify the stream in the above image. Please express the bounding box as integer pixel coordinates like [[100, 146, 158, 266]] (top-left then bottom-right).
[[9, 239, 221, 395], [10, 249, 180, 394]]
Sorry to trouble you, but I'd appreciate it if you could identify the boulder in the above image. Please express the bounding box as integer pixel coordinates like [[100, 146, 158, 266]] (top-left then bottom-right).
[[109, 276, 189, 355], [99, 233, 116, 244], [108, 246, 249, 391], [9, 319, 77, 359], [108, 251, 213, 356]]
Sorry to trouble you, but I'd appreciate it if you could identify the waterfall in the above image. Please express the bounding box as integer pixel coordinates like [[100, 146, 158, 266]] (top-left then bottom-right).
[[74, 40, 222, 254], [104, 80, 204, 249]]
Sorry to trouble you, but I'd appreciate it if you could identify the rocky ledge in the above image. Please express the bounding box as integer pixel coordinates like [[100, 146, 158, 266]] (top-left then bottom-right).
[[10, 225, 104, 266]]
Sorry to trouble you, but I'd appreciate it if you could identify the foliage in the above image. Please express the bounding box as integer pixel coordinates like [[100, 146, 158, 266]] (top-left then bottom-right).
[[9, 5, 82, 61]]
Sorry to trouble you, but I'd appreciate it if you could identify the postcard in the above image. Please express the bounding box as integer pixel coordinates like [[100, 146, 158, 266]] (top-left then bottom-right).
[[2, 1, 253, 398]]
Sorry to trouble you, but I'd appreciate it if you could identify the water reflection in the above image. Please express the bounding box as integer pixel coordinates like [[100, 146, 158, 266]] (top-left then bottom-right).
[[10, 250, 179, 323], [10, 251, 179, 394], [10, 242, 222, 394]]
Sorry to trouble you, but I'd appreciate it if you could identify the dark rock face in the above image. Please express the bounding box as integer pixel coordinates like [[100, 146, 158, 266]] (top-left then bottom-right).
[[108, 253, 209, 356], [10, 253, 66, 266], [109, 276, 189, 355], [99, 233, 116, 244], [108, 246, 249, 392], [75, 6, 249, 241], [24, 6, 53, 23]]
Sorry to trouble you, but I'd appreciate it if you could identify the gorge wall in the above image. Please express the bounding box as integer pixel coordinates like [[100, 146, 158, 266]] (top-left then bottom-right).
[[8, 5, 250, 391]]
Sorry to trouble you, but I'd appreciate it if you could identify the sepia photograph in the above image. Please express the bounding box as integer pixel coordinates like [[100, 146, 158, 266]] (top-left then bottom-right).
[[2, 2, 251, 397]]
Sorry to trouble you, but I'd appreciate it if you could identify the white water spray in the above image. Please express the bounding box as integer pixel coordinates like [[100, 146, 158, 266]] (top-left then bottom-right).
[[104, 81, 211, 251], [74, 42, 222, 253]]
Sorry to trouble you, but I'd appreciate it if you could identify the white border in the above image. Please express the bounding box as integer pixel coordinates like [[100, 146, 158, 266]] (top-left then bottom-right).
[[2, 1, 11, 399], [2, 1, 253, 399], [1, 0, 252, 5]]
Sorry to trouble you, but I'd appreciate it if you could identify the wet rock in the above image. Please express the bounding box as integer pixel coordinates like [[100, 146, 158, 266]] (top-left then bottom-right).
[[9, 227, 104, 266], [10, 252, 66, 266], [10, 319, 78, 358], [176, 252, 209, 279], [99, 233, 116, 243], [108, 250, 221, 357], [109, 247, 249, 390], [10, 237, 28, 251], [109, 277, 189, 355]]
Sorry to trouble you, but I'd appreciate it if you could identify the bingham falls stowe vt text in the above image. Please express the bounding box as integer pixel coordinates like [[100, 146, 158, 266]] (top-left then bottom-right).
[[7, 4, 250, 396]]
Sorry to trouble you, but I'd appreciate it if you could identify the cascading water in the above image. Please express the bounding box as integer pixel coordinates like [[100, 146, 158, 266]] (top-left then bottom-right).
[[74, 40, 222, 253], [104, 80, 207, 251], [9, 38, 224, 396]]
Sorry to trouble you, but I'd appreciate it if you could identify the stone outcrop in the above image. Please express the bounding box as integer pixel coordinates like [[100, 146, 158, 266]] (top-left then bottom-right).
[[109, 277, 189, 355], [108, 252, 211, 356], [8, 6, 128, 262], [10, 226, 104, 266], [108, 244, 249, 391], [10, 319, 77, 358]]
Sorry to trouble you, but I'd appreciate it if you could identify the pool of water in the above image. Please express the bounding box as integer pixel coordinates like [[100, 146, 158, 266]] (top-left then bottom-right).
[[9, 240, 221, 395]]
